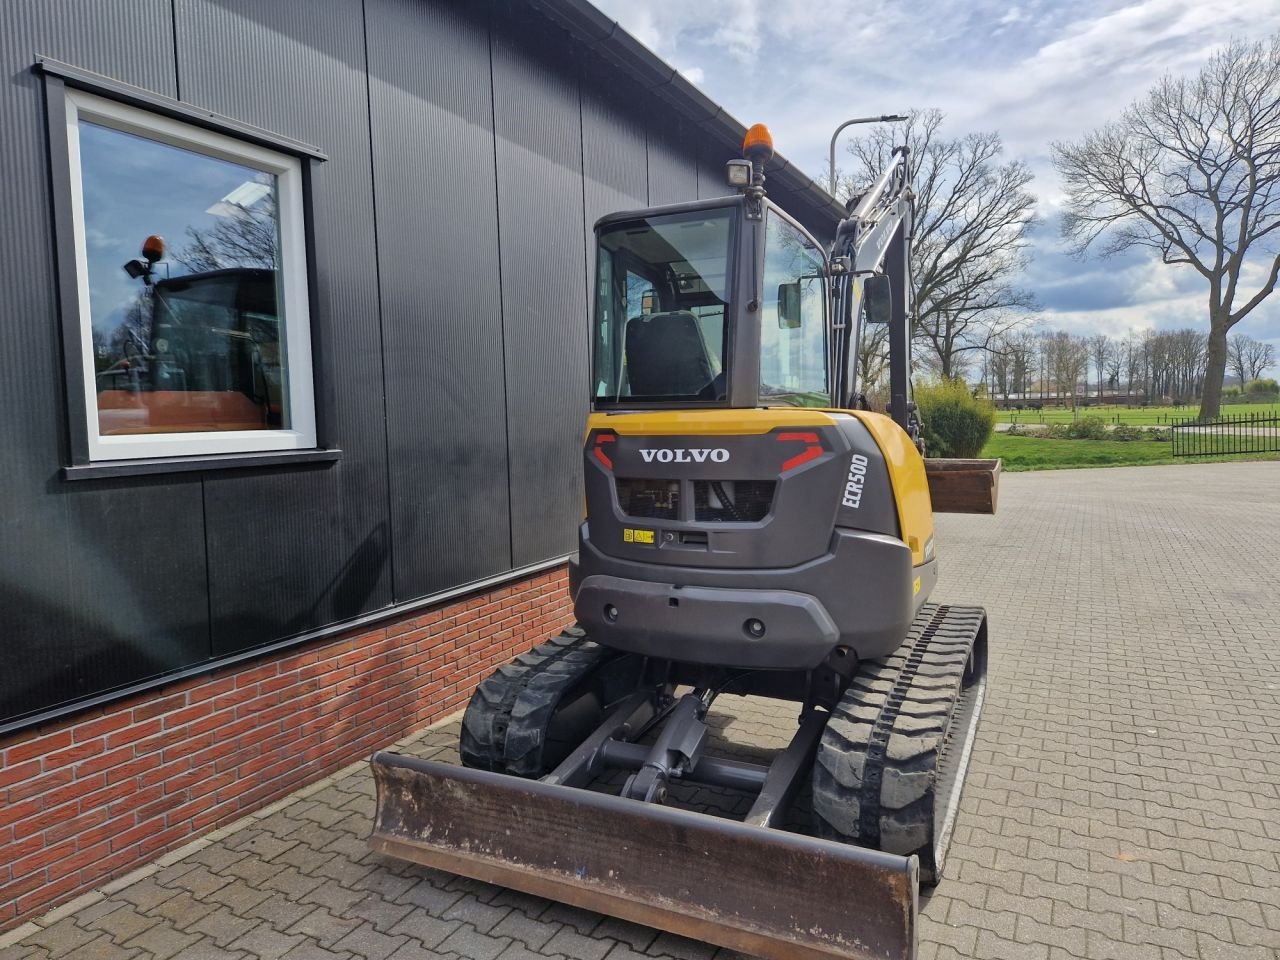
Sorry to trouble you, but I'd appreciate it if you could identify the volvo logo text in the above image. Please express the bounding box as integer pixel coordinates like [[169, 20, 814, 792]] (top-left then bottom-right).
[[639, 448, 730, 464]]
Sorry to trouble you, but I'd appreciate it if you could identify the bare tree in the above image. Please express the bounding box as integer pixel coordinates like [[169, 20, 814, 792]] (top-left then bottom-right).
[[1228, 332, 1277, 386], [988, 335, 1013, 400], [1126, 330, 1157, 401], [1104, 345, 1124, 394], [1170, 329, 1208, 400], [1087, 334, 1111, 399], [1045, 331, 1089, 405], [842, 110, 1039, 378], [180, 191, 279, 272], [1011, 329, 1040, 399], [856, 318, 890, 397], [1053, 36, 1280, 419]]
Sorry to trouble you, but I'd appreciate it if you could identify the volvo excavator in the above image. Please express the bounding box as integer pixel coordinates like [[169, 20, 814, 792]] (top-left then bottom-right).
[[369, 124, 999, 960]]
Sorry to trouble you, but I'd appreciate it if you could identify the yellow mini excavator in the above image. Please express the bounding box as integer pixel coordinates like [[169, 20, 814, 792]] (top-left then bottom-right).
[[369, 124, 999, 960]]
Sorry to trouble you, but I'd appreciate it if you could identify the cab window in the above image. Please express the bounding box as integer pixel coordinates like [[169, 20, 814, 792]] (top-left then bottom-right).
[[594, 209, 733, 403], [760, 211, 828, 406]]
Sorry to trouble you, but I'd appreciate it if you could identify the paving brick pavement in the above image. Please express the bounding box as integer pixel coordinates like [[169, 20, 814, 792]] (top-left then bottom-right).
[[2, 462, 1277, 960]]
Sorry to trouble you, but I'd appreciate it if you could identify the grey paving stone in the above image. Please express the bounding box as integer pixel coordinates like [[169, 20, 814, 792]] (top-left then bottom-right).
[[542, 927, 612, 960], [491, 912, 559, 952], [300, 883, 369, 917], [385, 943, 460, 960], [203, 881, 274, 917], [536, 906, 600, 937], [285, 909, 362, 949], [337, 896, 413, 935], [17, 921, 98, 960], [188, 907, 263, 948], [386, 912, 461, 950], [47, 937, 138, 960], [351, 873, 417, 902], [120, 923, 202, 960], [330, 923, 408, 960], [485, 890, 550, 921], [644, 933, 716, 960], [441, 896, 510, 935], [227, 830, 298, 861], [227, 925, 306, 960], [168, 867, 233, 900], [244, 894, 321, 932], [278, 942, 354, 960], [0, 948, 50, 960], [221, 855, 290, 888], [262, 868, 327, 901], [589, 920, 657, 954], [151, 863, 199, 888], [394, 880, 464, 916], [81, 906, 159, 945], [188, 846, 253, 875], [113, 878, 180, 914], [312, 857, 379, 890], [497, 946, 565, 960], [436, 925, 510, 960], [144, 892, 220, 931]]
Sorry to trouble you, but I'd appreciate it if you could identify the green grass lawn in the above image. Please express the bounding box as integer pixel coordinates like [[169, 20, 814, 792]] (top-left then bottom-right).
[[981, 432, 1280, 471], [995, 402, 1279, 426]]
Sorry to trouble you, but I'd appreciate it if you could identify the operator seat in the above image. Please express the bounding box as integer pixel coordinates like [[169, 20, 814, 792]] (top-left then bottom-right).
[[624, 311, 719, 399]]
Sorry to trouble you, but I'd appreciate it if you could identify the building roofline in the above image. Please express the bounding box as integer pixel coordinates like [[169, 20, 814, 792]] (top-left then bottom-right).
[[526, 0, 848, 228]]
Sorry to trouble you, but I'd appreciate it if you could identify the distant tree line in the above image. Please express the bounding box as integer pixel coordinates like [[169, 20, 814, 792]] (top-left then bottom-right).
[[979, 329, 1275, 406]]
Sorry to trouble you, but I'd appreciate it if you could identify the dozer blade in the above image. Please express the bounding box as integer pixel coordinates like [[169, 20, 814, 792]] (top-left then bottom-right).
[[369, 753, 919, 960]]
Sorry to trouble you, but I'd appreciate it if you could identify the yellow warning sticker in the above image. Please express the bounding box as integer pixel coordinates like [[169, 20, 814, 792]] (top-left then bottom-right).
[[913, 576, 922, 596], [623, 528, 655, 545]]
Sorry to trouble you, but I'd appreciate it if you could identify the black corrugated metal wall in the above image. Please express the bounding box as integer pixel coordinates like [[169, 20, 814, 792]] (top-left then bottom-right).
[[0, 0, 829, 728]]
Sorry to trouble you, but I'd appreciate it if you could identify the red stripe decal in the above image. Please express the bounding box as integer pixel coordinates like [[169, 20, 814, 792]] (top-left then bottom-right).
[[593, 434, 615, 470], [777, 431, 823, 472], [781, 446, 824, 471]]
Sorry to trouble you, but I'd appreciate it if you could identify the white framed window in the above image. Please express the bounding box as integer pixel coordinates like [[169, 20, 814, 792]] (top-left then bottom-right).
[[63, 89, 316, 461]]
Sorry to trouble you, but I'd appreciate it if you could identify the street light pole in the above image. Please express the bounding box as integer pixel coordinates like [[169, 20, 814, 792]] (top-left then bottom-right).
[[828, 114, 909, 196]]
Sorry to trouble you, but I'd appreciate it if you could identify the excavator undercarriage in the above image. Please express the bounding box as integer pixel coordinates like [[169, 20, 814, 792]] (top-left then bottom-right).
[[371, 603, 986, 960]]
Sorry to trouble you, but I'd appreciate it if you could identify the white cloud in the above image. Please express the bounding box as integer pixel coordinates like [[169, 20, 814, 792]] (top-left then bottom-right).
[[588, 0, 1280, 358]]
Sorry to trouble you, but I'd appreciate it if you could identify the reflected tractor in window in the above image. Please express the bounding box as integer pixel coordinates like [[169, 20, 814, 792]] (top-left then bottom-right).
[[96, 235, 283, 436], [369, 124, 1001, 960]]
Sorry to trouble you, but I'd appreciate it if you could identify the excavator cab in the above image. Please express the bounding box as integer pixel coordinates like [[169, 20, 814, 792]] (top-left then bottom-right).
[[370, 125, 997, 960], [593, 196, 831, 410]]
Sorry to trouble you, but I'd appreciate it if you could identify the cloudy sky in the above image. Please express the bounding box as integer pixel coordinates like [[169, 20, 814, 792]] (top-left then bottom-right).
[[591, 0, 1280, 371]]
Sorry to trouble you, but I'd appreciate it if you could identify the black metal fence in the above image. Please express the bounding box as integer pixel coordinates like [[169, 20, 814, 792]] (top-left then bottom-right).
[[1170, 412, 1280, 457]]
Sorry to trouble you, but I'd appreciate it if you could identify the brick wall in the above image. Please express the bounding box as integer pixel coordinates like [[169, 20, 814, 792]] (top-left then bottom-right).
[[0, 566, 572, 932]]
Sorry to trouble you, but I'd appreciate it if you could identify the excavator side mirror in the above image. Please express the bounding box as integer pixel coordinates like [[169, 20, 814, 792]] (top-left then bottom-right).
[[776, 282, 802, 329], [864, 275, 892, 324]]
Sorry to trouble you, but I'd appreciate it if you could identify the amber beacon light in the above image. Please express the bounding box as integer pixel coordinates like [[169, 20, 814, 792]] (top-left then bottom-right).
[[742, 123, 774, 161]]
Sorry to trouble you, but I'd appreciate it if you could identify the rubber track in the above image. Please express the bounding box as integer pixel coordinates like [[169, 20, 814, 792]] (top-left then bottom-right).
[[459, 626, 614, 778], [812, 603, 986, 883]]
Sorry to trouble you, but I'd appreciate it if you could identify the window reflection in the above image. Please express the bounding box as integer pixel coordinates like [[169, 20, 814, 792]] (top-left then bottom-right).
[[81, 121, 287, 436]]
